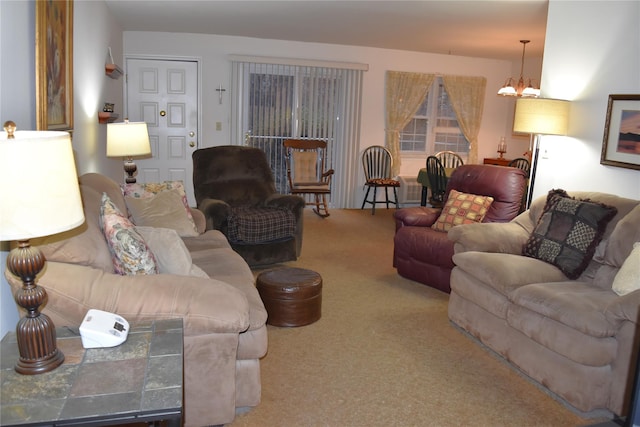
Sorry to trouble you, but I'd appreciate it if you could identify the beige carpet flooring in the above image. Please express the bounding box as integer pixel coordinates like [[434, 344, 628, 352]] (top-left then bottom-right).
[[230, 208, 596, 427]]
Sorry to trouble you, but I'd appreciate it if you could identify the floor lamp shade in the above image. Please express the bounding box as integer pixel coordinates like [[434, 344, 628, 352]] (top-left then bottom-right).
[[513, 98, 570, 136], [513, 98, 570, 209], [1, 125, 85, 374]]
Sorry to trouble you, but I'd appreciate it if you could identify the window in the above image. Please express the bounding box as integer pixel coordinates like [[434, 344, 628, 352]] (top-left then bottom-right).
[[399, 77, 469, 161], [231, 58, 366, 208], [240, 64, 340, 194]]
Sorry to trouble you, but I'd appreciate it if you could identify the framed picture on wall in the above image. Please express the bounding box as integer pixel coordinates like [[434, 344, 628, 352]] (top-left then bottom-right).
[[36, 0, 74, 131], [601, 94, 640, 170]]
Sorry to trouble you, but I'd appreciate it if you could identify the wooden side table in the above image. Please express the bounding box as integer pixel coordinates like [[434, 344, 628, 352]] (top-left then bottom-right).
[[1, 318, 183, 426], [483, 157, 512, 166]]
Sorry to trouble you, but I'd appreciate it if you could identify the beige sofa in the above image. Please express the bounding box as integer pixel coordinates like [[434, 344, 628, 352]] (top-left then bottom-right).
[[447, 191, 640, 417], [5, 173, 268, 427]]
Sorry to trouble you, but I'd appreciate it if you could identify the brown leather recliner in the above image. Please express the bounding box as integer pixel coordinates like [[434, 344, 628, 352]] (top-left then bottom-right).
[[393, 164, 527, 293], [193, 145, 306, 266]]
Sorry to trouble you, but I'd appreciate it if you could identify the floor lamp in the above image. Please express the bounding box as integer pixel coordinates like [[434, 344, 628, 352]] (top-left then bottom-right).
[[513, 98, 570, 208], [1, 121, 85, 374], [106, 120, 151, 183]]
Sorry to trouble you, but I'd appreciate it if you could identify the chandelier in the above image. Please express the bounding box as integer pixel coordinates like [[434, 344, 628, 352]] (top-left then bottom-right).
[[498, 40, 540, 98]]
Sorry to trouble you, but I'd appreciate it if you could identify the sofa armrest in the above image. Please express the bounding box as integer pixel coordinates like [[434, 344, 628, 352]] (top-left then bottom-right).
[[198, 198, 231, 230], [448, 221, 531, 254], [5, 262, 250, 336], [605, 289, 640, 327], [189, 207, 207, 234], [393, 207, 441, 230]]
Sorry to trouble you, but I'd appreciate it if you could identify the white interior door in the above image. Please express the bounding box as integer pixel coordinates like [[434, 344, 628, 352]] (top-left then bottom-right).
[[125, 58, 199, 205]]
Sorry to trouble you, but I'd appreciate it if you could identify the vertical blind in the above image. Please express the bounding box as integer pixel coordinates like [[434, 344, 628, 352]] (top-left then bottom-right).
[[231, 56, 367, 208]]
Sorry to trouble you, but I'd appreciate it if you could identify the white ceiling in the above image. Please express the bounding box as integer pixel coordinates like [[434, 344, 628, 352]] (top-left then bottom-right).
[[104, 0, 549, 60]]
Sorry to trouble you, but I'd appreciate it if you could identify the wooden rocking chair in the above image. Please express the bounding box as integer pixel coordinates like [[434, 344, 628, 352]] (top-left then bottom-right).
[[284, 139, 334, 218]]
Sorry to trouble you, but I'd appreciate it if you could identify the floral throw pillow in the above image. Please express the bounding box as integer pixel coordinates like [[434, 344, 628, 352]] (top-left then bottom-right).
[[431, 189, 494, 232], [523, 189, 618, 279], [121, 181, 198, 235], [99, 193, 158, 275]]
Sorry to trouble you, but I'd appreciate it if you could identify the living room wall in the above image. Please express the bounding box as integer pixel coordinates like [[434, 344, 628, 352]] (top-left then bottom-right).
[[0, 0, 123, 337], [533, 0, 640, 202], [122, 32, 522, 181], [1, 0, 638, 337]]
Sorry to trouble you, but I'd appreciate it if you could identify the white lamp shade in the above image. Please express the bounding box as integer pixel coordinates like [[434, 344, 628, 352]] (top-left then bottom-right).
[[0, 131, 85, 241], [514, 98, 570, 135], [106, 121, 151, 157]]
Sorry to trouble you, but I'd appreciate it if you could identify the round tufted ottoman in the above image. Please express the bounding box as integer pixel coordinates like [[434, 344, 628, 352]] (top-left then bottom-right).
[[256, 267, 322, 327]]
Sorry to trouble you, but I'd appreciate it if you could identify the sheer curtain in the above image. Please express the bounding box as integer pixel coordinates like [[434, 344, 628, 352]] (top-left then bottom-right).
[[442, 76, 487, 164], [230, 56, 367, 208], [385, 71, 435, 176]]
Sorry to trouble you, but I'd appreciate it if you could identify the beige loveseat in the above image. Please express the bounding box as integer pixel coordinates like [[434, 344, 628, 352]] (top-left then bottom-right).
[[447, 191, 639, 417], [5, 173, 268, 427]]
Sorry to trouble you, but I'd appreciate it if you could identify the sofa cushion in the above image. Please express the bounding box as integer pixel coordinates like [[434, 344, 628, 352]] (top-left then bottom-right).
[[122, 181, 198, 235], [507, 282, 619, 367], [452, 251, 567, 297], [100, 193, 158, 275], [136, 226, 208, 278], [125, 189, 199, 237], [33, 185, 114, 273], [227, 207, 296, 244], [431, 189, 493, 232], [523, 189, 617, 279], [612, 242, 640, 296]]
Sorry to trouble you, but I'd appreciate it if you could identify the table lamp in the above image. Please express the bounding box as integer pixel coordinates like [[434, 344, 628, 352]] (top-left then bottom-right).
[[106, 119, 151, 183], [513, 98, 570, 208], [0, 121, 85, 374]]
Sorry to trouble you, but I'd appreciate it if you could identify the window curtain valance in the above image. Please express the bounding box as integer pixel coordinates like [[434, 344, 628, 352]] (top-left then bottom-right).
[[385, 71, 487, 175]]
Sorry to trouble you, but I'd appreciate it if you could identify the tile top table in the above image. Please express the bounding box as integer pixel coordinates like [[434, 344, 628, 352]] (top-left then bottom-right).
[[1, 318, 183, 427]]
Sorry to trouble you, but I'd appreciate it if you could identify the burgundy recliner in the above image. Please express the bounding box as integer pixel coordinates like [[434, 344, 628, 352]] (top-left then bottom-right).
[[393, 164, 527, 293]]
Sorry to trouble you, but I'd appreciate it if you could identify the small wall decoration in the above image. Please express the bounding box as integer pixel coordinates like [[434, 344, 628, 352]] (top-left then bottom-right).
[[36, 0, 74, 131], [601, 94, 640, 170]]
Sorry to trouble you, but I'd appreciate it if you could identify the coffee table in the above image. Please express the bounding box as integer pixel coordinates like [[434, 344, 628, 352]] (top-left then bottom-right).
[[0, 318, 183, 426]]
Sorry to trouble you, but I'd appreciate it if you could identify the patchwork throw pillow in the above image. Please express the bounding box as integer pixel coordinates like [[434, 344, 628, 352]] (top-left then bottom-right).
[[122, 181, 198, 236], [431, 189, 494, 232], [612, 242, 640, 296], [125, 189, 199, 237], [99, 193, 158, 275], [523, 189, 618, 279]]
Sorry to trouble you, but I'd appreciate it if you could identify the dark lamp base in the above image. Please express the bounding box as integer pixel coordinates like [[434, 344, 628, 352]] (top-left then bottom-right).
[[7, 241, 65, 375]]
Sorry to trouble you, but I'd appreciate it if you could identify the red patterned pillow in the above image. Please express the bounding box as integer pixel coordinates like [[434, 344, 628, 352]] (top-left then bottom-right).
[[431, 189, 494, 232]]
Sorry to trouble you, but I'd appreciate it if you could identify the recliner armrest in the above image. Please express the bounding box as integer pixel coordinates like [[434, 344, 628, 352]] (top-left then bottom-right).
[[265, 194, 305, 214], [393, 207, 441, 231], [198, 198, 231, 230]]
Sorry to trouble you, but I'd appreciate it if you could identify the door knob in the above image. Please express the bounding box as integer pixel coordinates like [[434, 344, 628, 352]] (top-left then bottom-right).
[[160, 110, 166, 117], [189, 131, 195, 137], [189, 141, 195, 147]]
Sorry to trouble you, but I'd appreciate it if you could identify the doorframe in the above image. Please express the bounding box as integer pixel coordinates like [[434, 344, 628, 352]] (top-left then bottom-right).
[[123, 54, 203, 151]]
